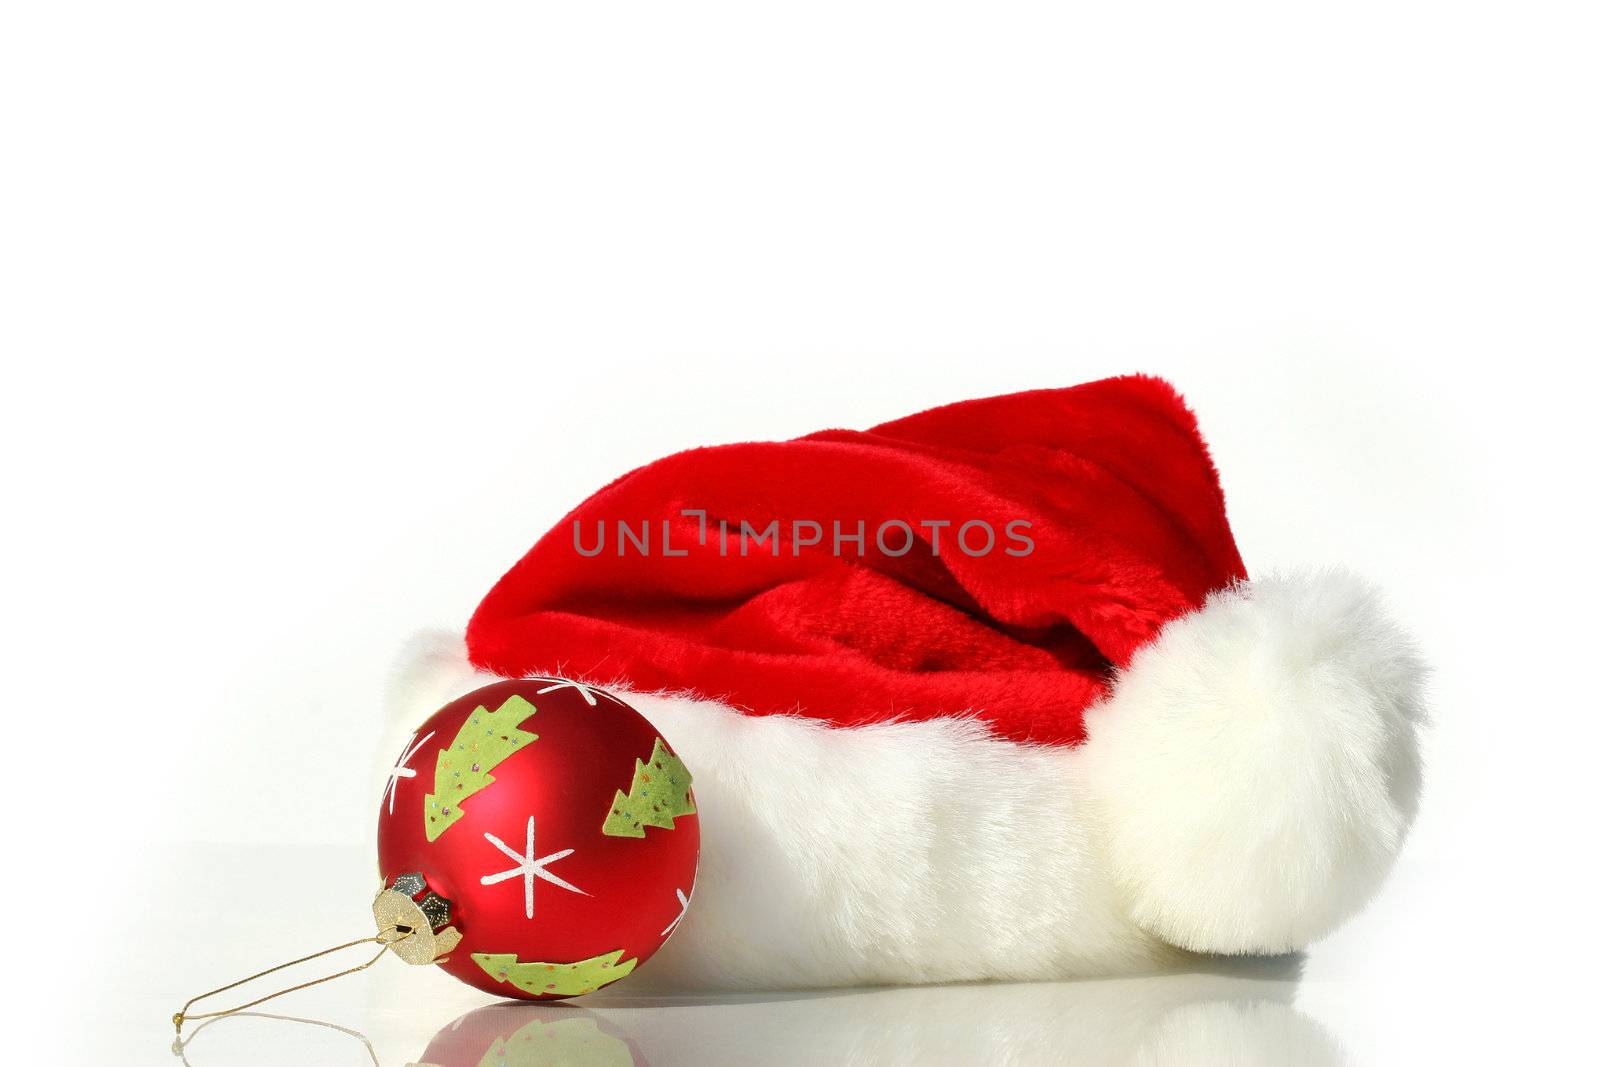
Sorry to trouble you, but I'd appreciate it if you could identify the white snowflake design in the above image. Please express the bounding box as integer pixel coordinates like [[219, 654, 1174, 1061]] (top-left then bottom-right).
[[528, 677, 620, 708], [481, 816, 589, 919], [383, 730, 435, 815]]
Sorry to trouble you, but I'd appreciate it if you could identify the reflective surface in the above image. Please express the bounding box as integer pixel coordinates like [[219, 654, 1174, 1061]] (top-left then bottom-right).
[[159, 967, 1337, 1067], [415, 970, 1336, 1066], [78, 842, 1554, 1064]]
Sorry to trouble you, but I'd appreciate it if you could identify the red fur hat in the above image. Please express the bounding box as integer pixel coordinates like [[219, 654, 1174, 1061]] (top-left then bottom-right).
[[395, 376, 1425, 988], [469, 376, 1246, 744]]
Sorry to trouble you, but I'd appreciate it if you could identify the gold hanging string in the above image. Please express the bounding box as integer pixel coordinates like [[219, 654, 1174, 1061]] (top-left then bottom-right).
[[173, 926, 412, 1034], [172, 1010, 380, 1067]]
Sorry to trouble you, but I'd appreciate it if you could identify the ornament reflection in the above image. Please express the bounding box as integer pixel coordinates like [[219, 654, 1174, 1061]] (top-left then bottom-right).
[[407, 1003, 640, 1067]]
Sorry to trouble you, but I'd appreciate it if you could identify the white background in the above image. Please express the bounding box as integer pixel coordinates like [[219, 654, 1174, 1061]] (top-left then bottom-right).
[[4, 3, 1596, 1064]]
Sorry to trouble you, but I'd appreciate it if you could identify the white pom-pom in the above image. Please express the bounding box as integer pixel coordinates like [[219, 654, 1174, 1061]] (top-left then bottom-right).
[[1079, 569, 1426, 954]]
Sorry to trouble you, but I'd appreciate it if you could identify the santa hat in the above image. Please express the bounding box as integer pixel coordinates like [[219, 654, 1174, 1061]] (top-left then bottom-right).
[[394, 376, 1425, 988]]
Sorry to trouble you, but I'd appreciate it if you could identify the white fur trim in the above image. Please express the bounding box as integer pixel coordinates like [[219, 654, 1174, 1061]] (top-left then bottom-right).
[[1078, 569, 1426, 955], [387, 570, 1422, 987], [626, 692, 1181, 988]]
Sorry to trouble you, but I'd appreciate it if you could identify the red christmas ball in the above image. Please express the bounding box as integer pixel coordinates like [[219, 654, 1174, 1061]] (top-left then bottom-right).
[[376, 678, 699, 999]]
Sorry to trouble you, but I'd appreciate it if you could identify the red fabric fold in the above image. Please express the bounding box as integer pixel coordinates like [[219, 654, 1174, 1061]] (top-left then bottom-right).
[[466, 375, 1246, 745]]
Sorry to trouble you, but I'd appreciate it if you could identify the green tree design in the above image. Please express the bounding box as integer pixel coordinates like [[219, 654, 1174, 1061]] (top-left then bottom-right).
[[471, 950, 638, 997], [425, 694, 539, 841], [601, 738, 695, 838]]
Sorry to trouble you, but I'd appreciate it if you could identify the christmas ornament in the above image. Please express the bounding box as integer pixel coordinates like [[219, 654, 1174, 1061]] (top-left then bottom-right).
[[175, 678, 696, 1032], [377, 677, 699, 999]]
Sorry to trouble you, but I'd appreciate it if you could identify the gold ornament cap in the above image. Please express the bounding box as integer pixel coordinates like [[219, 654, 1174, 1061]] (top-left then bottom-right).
[[373, 873, 463, 965]]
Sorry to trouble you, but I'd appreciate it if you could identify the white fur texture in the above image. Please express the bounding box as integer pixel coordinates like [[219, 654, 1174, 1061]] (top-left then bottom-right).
[[1079, 569, 1426, 955], [387, 570, 1423, 988], [629, 694, 1182, 988]]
